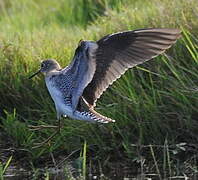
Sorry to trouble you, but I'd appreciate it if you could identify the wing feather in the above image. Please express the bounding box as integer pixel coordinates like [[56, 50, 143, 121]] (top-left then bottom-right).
[[60, 41, 98, 111], [82, 28, 181, 106]]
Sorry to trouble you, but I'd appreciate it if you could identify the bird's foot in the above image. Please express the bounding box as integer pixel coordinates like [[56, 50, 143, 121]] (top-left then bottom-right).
[[28, 125, 58, 131], [30, 118, 62, 148]]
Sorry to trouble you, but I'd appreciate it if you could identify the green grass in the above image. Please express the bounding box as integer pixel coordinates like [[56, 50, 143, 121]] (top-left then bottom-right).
[[0, 0, 197, 179], [0, 156, 12, 180]]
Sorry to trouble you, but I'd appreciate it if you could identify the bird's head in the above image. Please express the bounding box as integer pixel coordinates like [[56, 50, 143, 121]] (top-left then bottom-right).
[[29, 59, 61, 79]]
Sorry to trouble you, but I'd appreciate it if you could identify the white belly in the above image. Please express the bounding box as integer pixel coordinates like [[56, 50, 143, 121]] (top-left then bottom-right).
[[45, 78, 72, 116]]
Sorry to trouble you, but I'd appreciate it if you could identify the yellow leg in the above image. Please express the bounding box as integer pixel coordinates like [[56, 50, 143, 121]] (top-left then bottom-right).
[[30, 118, 61, 148], [28, 125, 58, 131]]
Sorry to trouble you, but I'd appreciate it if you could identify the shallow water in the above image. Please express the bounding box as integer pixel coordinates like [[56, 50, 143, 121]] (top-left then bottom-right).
[[3, 163, 194, 180], [2, 159, 197, 180], [4, 166, 66, 180]]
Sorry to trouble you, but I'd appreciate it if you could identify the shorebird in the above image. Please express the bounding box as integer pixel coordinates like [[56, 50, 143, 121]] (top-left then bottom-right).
[[29, 28, 181, 147]]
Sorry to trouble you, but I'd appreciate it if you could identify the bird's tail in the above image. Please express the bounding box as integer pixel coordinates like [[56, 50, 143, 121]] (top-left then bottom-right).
[[73, 109, 115, 123], [89, 108, 115, 123]]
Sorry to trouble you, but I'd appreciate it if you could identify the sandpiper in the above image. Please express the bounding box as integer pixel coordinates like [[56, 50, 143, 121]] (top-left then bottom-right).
[[29, 28, 181, 147]]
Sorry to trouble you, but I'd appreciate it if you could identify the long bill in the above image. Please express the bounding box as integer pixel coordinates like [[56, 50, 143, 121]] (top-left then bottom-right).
[[29, 69, 41, 79]]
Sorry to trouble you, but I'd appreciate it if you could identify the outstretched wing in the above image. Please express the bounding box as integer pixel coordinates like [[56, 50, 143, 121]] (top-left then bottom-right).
[[61, 41, 98, 111], [82, 28, 181, 107]]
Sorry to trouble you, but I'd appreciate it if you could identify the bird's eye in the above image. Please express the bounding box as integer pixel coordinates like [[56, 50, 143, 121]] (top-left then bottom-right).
[[41, 63, 45, 68]]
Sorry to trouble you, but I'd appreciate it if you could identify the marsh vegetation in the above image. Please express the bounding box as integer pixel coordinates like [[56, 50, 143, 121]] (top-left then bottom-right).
[[0, 0, 197, 179]]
